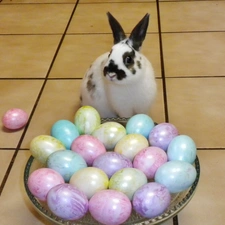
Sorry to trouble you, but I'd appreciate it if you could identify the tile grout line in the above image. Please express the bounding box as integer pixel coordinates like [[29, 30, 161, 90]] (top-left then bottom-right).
[[156, 0, 169, 123], [156, 1, 179, 225], [0, 0, 80, 196]]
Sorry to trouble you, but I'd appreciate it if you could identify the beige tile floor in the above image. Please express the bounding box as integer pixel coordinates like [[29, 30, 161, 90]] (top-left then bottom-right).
[[0, 0, 224, 224]]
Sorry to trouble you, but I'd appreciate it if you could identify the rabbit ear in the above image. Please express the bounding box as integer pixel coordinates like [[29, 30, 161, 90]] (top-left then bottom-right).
[[107, 12, 126, 44], [129, 13, 150, 51]]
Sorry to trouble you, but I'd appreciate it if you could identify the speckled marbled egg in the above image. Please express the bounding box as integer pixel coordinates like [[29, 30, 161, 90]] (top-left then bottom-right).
[[91, 122, 126, 150], [71, 134, 106, 166], [47, 150, 87, 182], [74, 106, 101, 135], [2, 108, 28, 130], [47, 183, 88, 220], [89, 189, 132, 225], [149, 123, 179, 151], [70, 167, 109, 199], [28, 168, 65, 201], [114, 134, 149, 161], [30, 135, 66, 164], [51, 120, 80, 149], [109, 168, 148, 200], [133, 146, 168, 179], [132, 182, 171, 218], [167, 135, 197, 164], [155, 161, 197, 193], [126, 114, 155, 138], [93, 152, 133, 178]]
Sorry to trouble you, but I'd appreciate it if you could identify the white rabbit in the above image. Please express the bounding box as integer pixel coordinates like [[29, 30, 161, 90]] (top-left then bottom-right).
[[80, 12, 157, 118]]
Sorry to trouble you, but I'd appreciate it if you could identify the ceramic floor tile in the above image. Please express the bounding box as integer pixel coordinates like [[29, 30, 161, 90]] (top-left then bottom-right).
[[0, 80, 43, 148], [67, 2, 158, 33], [0, 4, 74, 34], [2, 0, 76, 2], [166, 77, 225, 148], [178, 150, 225, 225], [49, 33, 161, 79], [0, 35, 62, 78], [160, 1, 225, 32], [0, 150, 15, 184], [80, 0, 154, 2], [21, 78, 164, 148], [0, 150, 53, 225], [162, 32, 225, 77]]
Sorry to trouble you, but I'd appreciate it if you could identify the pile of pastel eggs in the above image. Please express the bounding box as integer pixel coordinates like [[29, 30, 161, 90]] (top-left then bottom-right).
[[27, 106, 197, 225]]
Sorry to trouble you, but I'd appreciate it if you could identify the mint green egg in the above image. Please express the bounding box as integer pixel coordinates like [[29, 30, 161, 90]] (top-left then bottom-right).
[[30, 135, 66, 164], [92, 122, 126, 150], [74, 106, 101, 135], [109, 168, 148, 200]]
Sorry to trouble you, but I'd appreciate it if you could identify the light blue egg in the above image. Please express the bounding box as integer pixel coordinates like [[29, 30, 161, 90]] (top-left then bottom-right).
[[51, 120, 80, 149], [47, 150, 87, 182], [167, 135, 197, 164], [155, 161, 197, 193], [126, 114, 155, 139]]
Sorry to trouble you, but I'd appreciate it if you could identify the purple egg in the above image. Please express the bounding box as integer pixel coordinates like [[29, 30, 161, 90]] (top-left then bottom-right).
[[47, 183, 88, 220], [132, 182, 171, 218], [93, 152, 133, 178], [89, 189, 132, 225], [133, 147, 167, 179], [149, 123, 179, 151]]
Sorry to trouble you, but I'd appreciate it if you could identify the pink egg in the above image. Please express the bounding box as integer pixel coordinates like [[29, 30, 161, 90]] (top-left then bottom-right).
[[71, 135, 106, 166], [2, 108, 28, 130], [28, 168, 65, 201], [89, 189, 132, 225], [133, 146, 168, 179]]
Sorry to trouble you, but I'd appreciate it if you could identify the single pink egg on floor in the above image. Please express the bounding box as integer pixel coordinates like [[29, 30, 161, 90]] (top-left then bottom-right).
[[2, 108, 28, 130]]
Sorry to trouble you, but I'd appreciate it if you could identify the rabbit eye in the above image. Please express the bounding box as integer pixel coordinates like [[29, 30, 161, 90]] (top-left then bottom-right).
[[125, 56, 133, 65]]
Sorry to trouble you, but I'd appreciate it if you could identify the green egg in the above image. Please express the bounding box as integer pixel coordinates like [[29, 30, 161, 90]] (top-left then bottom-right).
[[74, 106, 101, 135]]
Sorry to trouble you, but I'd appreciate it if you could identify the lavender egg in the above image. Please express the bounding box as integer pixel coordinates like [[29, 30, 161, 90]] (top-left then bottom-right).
[[132, 182, 171, 218], [93, 152, 133, 178], [47, 183, 88, 220], [149, 123, 179, 151]]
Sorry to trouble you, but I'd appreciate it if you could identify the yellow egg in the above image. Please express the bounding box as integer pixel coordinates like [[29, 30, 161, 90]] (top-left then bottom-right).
[[74, 106, 101, 135], [92, 122, 126, 150], [114, 134, 149, 161], [30, 135, 66, 164]]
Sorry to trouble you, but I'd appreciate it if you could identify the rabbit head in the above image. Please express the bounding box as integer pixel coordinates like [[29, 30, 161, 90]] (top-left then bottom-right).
[[103, 12, 150, 84]]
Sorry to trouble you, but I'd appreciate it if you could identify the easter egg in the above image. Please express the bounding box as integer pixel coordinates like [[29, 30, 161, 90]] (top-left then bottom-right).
[[47, 150, 87, 182], [47, 183, 88, 220], [27, 168, 64, 201], [133, 146, 168, 179], [155, 161, 197, 193], [93, 152, 133, 178], [132, 182, 171, 218], [149, 123, 179, 151], [167, 135, 197, 164], [70, 167, 109, 199], [114, 134, 149, 161], [30, 135, 66, 164], [92, 122, 126, 150], [71, 134, 106, 166], [109, 168, 148, 200], [51, 120, 79, 149], [74, 106, 101, 135], [89, 189, 132, 225], [2, 108, 28, 130], [126, 114, 155, 138]]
